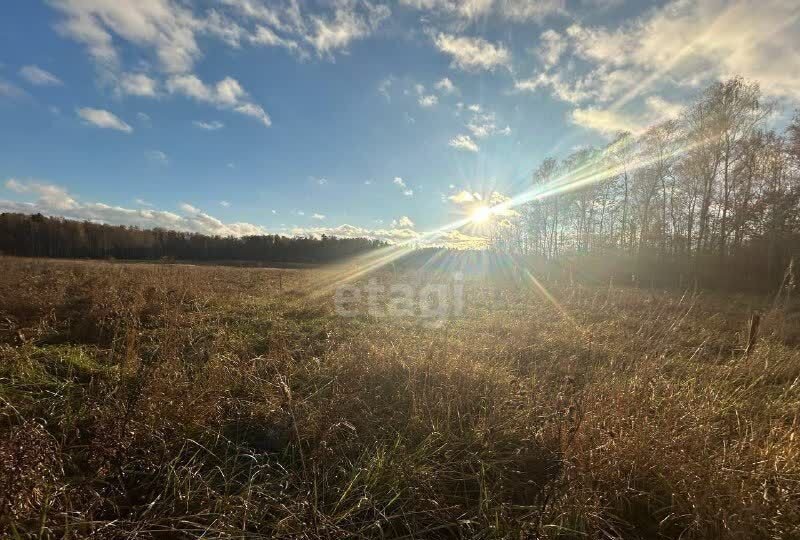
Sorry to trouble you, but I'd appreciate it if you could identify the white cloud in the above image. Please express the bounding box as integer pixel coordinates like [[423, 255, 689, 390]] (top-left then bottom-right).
[[166, 74, 271, 126], [312, 213, 326, 220], [5, 179, 29, 193], [449, 190, 480, 203], [418, 94, 438, 107], [571, 95, 684, 136], [644, 95, 685, 120], [289, 220, 489, 249], [391, 215, 414, 228], [51, 0, 202, 74], [436, 229, 490, 249], [220, 0, 389, 57], [180, 203, 201, 214], [119, 72, 158, 97], [434, 33, 510, 72], [220, 200, 231, 207], [145, 150, 169, 164], [19, 65, 62, 86], [76, 107, 133, 133], [580, 0, 625, 9], [50, 1, 388, 126], [537, 29, 566, 68], [466, 110, 511, 138], [570, 107, 638, 136], [0, 80, 27, 99], [434, 77, 457, 94], [48, 0, 393, 98], [378, 76, 394, 101], [135, 198, 154, 207], [399, 0, 563, 22], [4, 179, 77, 210], [521, 0, 800, 116], [393, 176, 414, 196], [306, 1, 390, 57], [449, 134, 479, 152], [247, 24, 301, 53], [497, 0, 565, 22], [290, 223, 419, 244], [193, 120, 224, 130]]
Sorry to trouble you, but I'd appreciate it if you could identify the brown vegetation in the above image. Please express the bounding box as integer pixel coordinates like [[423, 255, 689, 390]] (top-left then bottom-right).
[[1, 256, 799, 538]]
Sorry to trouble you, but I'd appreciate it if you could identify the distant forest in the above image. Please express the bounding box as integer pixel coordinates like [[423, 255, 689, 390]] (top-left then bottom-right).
[[0, 212, 385, 263]]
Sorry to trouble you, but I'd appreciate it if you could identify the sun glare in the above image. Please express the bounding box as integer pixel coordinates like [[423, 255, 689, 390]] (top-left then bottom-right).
[[471, 205, 492, 223]]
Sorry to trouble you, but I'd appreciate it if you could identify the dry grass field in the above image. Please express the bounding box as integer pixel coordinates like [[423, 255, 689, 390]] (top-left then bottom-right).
[[1, 256, 799, 539]]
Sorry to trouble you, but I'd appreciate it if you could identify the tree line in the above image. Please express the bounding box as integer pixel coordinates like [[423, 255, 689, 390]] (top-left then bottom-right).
[[0, 212, 385, 264], [491, 77, 800, 291]]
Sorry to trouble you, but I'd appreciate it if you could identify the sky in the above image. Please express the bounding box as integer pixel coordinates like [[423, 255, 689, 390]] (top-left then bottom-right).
[[1, 0, 799, 248]]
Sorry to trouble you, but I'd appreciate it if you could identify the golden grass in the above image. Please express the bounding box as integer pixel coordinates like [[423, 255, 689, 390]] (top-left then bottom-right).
[[0, 256, 798, 538]]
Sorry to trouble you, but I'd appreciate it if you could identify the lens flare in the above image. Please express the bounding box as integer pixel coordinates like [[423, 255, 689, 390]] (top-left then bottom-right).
[[471, 205, 492, 223]]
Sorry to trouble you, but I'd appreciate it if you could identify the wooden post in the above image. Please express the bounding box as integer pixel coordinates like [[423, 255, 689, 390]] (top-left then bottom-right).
[[745, 312, 760, 356]]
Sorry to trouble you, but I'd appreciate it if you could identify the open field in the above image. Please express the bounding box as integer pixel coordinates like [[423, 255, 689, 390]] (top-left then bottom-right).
[[1, 256, 799, 539]]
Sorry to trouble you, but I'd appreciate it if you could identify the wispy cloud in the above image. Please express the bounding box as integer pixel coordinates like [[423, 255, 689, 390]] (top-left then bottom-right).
[[193, 120, 225, 130], [119, 72, 158, 97], [570, 96, 684, 136], [145, 150, 169, 164], [76, 108, 133, 133], [19, 65, 62, 86], [516, 0, 800, 139], [393, 176, 414, 196], [434, 77, 457, 95], [418, 94, 438, 107], [400, 0, 563, 22], [220, 0, 390, 58], [0, 80, 27, 99], [465, 109, 511, 138], [167, 75, 271, 126], [378, 76, 394, 101], [449, 134, 479, 152], [433, 33, 510, 72], [391, 215, 414, 228], [449, 190, 480, 203]]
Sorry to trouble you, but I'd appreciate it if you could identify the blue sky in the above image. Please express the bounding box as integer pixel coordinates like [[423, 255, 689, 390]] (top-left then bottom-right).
[[1, 0, 799, 247]]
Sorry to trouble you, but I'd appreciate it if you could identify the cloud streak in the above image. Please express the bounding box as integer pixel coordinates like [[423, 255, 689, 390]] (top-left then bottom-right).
[[76, 108, 133, 133], [19, 65, 63, 86], [433, 33, 510, 72]]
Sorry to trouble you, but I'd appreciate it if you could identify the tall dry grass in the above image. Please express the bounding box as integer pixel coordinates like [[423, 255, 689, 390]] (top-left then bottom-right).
[[0, 256, 798, 538]]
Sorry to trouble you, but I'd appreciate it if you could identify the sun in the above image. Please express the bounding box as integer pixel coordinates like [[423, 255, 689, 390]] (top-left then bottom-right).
[[470, 205, 492, 224]]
